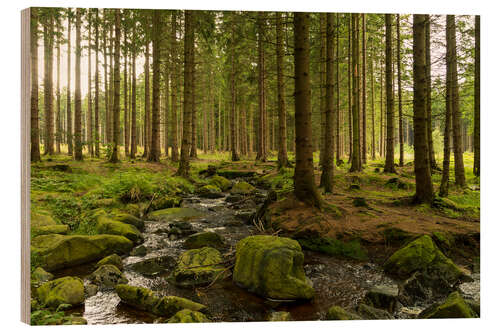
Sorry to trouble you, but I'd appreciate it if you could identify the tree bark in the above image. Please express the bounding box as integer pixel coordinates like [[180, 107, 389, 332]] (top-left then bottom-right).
[[384, 14, 396, 173], [349, 14, 362, 172], [425, 16, 437, 170], [177, 10, 194, 178], [66, 10, 73, 156], [170, 11, 179, 161], [130, 17, 137, 159], [149, 10, 161, 162], [320, 13, 336, 192], [109, 9, 121, 163], [74, 9, 83, 160], [124, 25, 129, 157], [473, 15, 480, 177], [256, 12, 267, 162], [230, 13, 240, 161], [143, 41, 151, 158], [397, 14, 404, 166], [293, 12, 322, 207], [276, 12, 289, 168], [55, 19, 61, 154], [370, 43, 376, 160], [30, 8, 41, 162], [361, 14, 367, 164], [87, 17, 93, 156], [412, 14, 433, 203], [94, 9, 100, 157], [43, 13, 54, 155], [440, 22, 453, 197]]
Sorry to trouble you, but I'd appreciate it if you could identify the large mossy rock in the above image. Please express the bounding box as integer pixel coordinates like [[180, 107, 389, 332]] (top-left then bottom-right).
[[208, 175, 232, 192], [184, 232, 225, 250], [96, 254, 123, 271], [31, 234, 133, 271], [357, 304, 394, 320], [31, 267, 54, 286], [115, 284, 206, 318], [230, 182, 257, 195], [326, 306, 362, 320], [418, 291, 476, 319], [233, 235, 314, 300], [170, 247, 227, 287], [109, 210, 145, 230], [88, 264, 128, 290], [167, 309, 211, 323], [383, 235, 469, 289], [196, 185, 224, 199], [148, 208, 203, 222], [150, 196, 183, 212], [31, 211, 69, 235], [37, 276, 84, 308], [96, 215, 143, 244]]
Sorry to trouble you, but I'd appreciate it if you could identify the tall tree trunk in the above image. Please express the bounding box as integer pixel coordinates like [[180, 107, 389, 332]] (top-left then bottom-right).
[[361, 14, 367, 164], [190, 71, 197, 158], [293, 12, 322, 207], [143, 41, 151, 158], [230, 14, 240, 161], [130, 19, 137, 159], [107, 20, 113, 145], [370, 45, 376, 160], [425, 16, 437, 170], [66, 11, 73, 156], [349, 14, 362, 172], [56, 19, 61, 154], [170, 11, 179, 161], [319, 14, 326, 168], [149, 10, 161, 162], [276, 12, 289, 168], [320, 13, 336, 192], [335, 14, 341, 165], [256, 12, 267, 162], [124, 27, 129, 157], [209, 72, 216, 153], [347, 15, 352, 162], [384, 14, 396, 173], [109, 9, 121, 163], [412, 14, 433, 203], [473, 16, 480, 177], [177, 10, 194, 177], [448, 15, 466, 187], [74, 9, 83, 160], [87, 19, 93, 156], [43, 13, 54, 155], [379, 56, 384, 158], [94, 9, 100, 157], [440, 25, 453, 197], [30, 8, 41, 162], [103, 19, 109, 146], [397, 14, 404, 166]]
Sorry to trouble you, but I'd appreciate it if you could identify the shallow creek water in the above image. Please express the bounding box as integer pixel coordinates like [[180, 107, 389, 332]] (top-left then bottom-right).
[[58, 186, 480, 324]]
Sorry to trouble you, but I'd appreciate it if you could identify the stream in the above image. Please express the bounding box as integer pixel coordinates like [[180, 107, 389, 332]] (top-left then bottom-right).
[[56, 182, 480, 323]]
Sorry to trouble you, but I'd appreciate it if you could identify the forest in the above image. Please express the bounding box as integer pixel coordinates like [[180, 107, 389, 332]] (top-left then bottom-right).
[[29, 8, 480, 325]]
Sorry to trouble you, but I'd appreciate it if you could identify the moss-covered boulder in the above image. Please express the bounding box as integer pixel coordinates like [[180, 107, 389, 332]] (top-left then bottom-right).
[[96, 254, 123, 271], [109, 210, 145, 230], [208, 175, 232, 191], [33, 225, 70, 236], [31, 267, 54, 285], [150, 196, 183, 211], [362, 285, 399, 313], [89, 264, 128, 290], [170, 247, 227, 287], [196, 185, 224, 199], [184, 232, 225, 250], [37, 276, 84, 308], [233, 235, 314, 300], [297, 237, 367, 261], [357, 304, 394, 320], [126, 255, 176, 277], [268, 311, 292, 321], [147, 207, 203, 222], [167, 309, 211, 323], [31, 211, 69, 235], [217, 170, 256, 179], [418, 291, 476, 319], [383, 235, 469, 289], [96, 215, 143, 244], [326, 306, 362, 320], [31, 210, 58, 227], [115, 284, 206, 318], [131, 244, 148, 257], [230, 181, 257, 195], [31, 234, 133, 271]]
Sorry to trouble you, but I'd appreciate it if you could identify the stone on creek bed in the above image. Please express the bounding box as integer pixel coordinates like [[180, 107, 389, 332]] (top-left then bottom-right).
[[95, 214, 144, 245], [115, 284, 206, 318], [170, 247, 228, 287], [183, 231, 226, 250], [167, 309, 211, 323], [362, 284, 399, 313], [325, 306, 362, 320], [88, 264, 128, 290], [31, 234, 134, 271], [233, 235, 315, 300], [195, 184, 225, 199], [95, 254, 123, 271], [356, 304, 394, 320], [126, 255, 177, 277], [147, 208, 204, 222], [417, 291, 477, 319]]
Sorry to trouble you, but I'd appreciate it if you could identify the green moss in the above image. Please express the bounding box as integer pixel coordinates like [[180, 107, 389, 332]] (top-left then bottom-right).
[[382, 227, 415, 245], [196, 184, 224, 198], [147, 207, 203, 222], [184, 232, 225, 250], [37, 276, 84, 308], [96, 254, 123, 270], [326, 306, 362, 320], [31, 234, 133, 271], [31, 267, 54, 285], [171, 247, 227, 287], [109, 210, 145, 230], [89, 264, 128, 289], [418, 291, 476, 318], [233, 235, 315, 300], [167, 309, 211, 323], [96, 215, 143, 244], [230, 181, 257, 195], [208, 175, 232, 191], [150, 196, 183, 211], [268, 311, 292, 321], [298, 237, 368, 261], [32, 225, 70, 236]]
